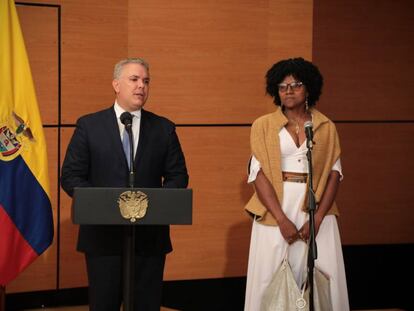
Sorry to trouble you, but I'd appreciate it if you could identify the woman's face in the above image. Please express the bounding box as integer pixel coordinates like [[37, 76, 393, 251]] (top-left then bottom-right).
[[278, 75, 308, 109]]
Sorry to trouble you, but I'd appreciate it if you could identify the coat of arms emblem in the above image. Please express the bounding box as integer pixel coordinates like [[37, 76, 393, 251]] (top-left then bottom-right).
[[0, 126, 21, 156], [118, 190, 149, 222], [0, 112, 34, 161]]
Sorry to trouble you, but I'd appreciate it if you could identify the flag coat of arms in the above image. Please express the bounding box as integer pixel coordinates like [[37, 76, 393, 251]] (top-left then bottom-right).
[[0, 0, 54, 286]]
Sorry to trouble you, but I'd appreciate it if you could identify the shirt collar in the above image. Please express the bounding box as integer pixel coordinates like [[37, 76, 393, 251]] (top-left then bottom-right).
[[113, 101, 141, 119]]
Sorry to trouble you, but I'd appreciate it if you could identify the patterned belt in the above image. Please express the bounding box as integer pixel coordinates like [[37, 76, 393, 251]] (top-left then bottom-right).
[[282, 171, 308, 183]]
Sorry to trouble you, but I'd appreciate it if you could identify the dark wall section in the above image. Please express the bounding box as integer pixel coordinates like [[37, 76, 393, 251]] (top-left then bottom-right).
[[312, 1, 414, 245], [312, 1, 414, 310], [313, 0, 414, 121]]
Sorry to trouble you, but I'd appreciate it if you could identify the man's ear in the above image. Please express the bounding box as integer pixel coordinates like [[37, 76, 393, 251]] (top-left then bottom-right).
[[112, 79, 120, 93]]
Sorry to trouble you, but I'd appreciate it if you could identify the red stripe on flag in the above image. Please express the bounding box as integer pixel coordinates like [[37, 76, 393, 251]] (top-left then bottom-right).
[[0, 205, 38, 285]]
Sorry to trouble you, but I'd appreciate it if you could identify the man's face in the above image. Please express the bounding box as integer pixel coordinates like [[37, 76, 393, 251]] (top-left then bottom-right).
[[112, 63, 150, 112]]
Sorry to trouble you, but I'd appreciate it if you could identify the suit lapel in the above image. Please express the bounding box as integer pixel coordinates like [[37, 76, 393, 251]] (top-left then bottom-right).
[[135, 109, 149, 168], [104, 107, 127, 166]]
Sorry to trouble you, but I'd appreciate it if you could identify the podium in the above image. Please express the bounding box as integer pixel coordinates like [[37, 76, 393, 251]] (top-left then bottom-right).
[[71, 187, 192, 311]]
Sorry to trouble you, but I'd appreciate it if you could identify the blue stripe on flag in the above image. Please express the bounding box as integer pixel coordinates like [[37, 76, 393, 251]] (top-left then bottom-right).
[[0, 156, 53, 255]]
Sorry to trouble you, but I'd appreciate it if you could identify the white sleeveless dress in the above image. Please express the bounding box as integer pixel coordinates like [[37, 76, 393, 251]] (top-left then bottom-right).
[[244, 127, 350, 311]]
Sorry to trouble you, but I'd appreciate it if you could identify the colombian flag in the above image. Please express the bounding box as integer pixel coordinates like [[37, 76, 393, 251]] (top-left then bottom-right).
[[0, 0, 54, 285]]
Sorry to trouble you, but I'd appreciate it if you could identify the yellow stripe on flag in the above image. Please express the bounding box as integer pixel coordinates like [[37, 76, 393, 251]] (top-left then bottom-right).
[[0, 0, 50, 198]]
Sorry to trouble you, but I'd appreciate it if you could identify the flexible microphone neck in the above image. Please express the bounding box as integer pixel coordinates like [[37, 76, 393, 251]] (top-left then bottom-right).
[[120, 111, 135, 184]]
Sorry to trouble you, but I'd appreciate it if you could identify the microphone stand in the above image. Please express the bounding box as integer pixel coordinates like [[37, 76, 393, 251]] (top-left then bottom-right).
[[306, 135, 317, 311], [123, 125, 135, 311]]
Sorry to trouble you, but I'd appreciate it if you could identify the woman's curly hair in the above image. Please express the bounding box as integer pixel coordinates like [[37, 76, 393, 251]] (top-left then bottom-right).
[[266, 57, 323, 107]]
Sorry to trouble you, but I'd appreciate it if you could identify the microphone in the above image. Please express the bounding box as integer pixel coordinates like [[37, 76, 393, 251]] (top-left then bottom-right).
[[120, 112, 135, 184], [304, 121, 314, 148], [120, 111, 133, 131]]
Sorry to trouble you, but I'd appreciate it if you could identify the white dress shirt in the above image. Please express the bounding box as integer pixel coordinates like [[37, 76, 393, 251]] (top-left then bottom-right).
[[113, 101, 141, 159]]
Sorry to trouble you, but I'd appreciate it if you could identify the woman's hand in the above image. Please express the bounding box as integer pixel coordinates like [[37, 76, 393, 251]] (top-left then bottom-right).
[[253, 171, 299, 244], [278, 217, 300, 244], [298, 215, 322, 242], [299, 170, 340, 241]]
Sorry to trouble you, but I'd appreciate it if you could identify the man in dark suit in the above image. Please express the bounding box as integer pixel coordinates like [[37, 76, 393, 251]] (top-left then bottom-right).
[[61, 58, 188, 311]]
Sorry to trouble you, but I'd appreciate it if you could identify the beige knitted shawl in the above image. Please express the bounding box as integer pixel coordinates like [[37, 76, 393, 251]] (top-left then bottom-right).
[[245, 107, 341, 226]]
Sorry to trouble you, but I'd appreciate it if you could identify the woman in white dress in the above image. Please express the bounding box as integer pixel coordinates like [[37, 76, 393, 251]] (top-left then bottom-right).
[[244, 58, 349, 311]]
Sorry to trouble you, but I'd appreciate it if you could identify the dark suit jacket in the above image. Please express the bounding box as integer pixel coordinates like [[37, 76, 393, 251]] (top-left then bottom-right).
[[61, 106, 188, 255]]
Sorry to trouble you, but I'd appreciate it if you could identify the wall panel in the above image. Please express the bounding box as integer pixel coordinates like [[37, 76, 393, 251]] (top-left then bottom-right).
[[60, 0, 128, 124], [268, 0, 313, 61], [313, 0, 414, 120], [336, 123, 414, 245], [128, 0, 313, 124], [313, 0, 414, 248], [165, 127, 253, 280], [59, 128, 87, 289], [17, 4, 59, 125]]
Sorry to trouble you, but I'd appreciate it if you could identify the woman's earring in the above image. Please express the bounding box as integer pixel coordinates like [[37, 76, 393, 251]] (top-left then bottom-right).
[[305, 98, 309, 111]]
